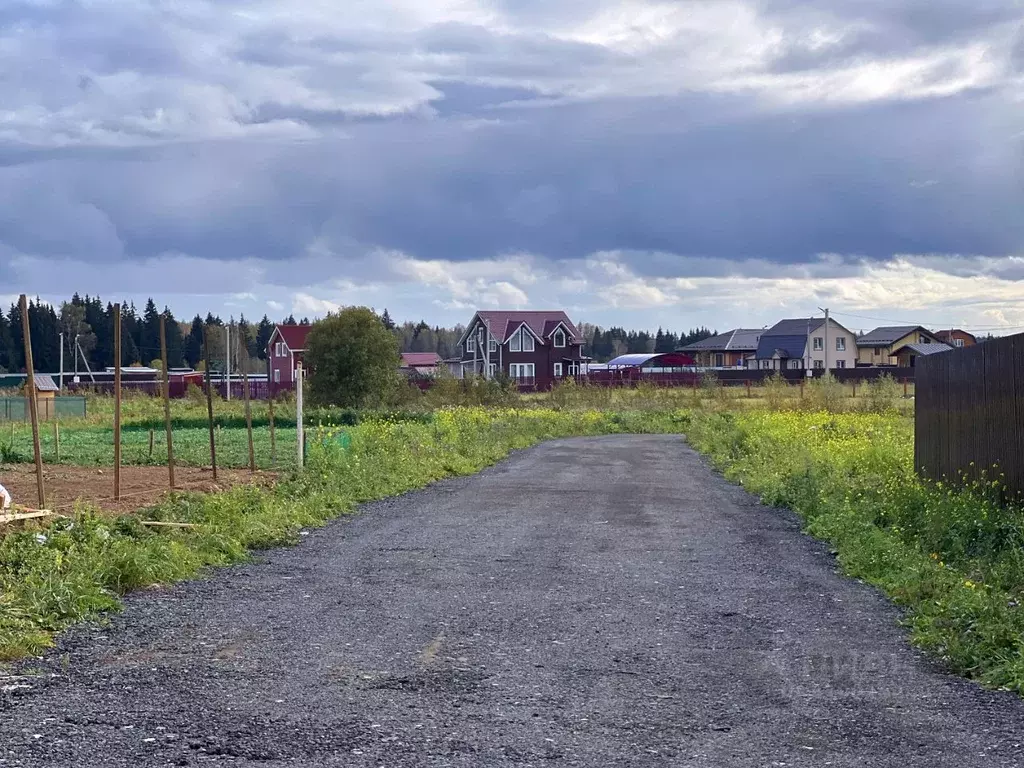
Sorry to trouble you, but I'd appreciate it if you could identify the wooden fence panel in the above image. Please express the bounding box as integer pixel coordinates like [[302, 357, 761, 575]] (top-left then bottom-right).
[[917, 333, 1024, 494]]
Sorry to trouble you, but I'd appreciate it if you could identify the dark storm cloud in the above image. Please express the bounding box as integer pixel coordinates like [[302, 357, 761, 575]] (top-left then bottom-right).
[[0, 0, 1021, 301]]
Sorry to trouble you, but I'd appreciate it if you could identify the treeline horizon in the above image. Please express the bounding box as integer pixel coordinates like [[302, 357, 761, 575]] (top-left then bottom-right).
[[0, 295, 716, 374]]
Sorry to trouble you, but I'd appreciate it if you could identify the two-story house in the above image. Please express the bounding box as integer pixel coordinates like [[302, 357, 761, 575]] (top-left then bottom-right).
[[456, 310, 585, 389], [678, 329, 762, 368], [753, 317, 858, 371], [265, 324, 312, 390], [934, 329, 977, 349], [855, 326, 947, 367]]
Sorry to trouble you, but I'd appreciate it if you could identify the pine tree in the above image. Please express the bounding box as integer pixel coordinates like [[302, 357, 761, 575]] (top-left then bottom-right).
[[184, 315, 204, 368], [163, 308, 185, 367], [381, 308, 395, 330], [255, 316, 275, 360], [140, 298, 161, 364]]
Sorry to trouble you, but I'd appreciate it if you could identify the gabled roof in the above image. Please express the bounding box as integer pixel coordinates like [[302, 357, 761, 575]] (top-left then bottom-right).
[[935, 329, 977, 343], [755, 318, 822, 360], [462, 311, 582, 345], [680, 329, 762, 352], [273, 324, 313, 351], [31, 374, 59, 392], [856, 325, 930, 346], [400, 352, 441, 367], [903, 342, 952, 356]]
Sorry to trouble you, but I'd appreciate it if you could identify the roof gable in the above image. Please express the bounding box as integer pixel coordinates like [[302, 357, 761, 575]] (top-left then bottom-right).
[[856, 325, 930, 346], [273, 324, 313, 351], [680, 328, 762, 352], [463, 311, 581, 345]]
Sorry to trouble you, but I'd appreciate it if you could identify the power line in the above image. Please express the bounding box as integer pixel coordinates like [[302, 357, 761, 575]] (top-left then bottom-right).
[[829, 309, 1024, 333]]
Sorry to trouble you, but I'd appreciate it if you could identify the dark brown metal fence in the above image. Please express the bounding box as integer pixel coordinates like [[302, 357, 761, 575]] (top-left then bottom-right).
[[915, 335, 1023, 493]]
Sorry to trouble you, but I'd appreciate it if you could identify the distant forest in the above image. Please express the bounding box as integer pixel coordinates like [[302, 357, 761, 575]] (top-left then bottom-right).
[[0, 296, 715, 374]]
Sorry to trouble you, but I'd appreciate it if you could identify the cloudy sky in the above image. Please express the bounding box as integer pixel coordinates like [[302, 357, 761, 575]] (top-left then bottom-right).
[[2, 0, 1022, 333]]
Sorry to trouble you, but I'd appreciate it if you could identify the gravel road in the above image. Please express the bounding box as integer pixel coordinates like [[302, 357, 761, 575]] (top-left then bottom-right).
[[3, 435, 1024, 767]]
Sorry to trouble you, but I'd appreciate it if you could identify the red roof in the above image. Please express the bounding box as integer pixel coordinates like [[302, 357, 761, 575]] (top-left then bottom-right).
[[472, 311, 581, 344], [400, 352, 441, 367], [275, 324, 313, 351]]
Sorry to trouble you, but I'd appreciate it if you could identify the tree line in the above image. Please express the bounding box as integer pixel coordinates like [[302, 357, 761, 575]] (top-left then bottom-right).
[[0, 295, 716, 374], [0, 295, 314, 374]]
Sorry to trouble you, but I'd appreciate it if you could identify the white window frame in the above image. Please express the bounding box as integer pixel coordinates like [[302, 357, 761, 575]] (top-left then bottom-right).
[[553, 362, 563, 377], [521, 329, 535, 352], [488, 363, 497, 377], [835, 337, 846, 351], [789, 359, 801, 370], [553, 329, 566, 348], [466, 337, 475, 353], [836, 359, 846, 369], [509, 332, 521, 352], [760, 360, 771, 370], [273, 369, 280, 383], [813, 336, 823, 351], [954, 338, 964, 348], [813, 359, 824, 369], [488, 338, 497, 352], [509, 363, 535, 380]]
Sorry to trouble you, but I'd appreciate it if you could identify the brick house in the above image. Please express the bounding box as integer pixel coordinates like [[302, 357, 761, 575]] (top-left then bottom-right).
[[934, 329, 977, 349], [456, 311, 585, 389], [266, 324, 312, 390]]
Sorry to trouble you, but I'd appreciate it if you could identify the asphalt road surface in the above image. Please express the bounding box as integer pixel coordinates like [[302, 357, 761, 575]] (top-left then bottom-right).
[[3, 435, 1024, 767]]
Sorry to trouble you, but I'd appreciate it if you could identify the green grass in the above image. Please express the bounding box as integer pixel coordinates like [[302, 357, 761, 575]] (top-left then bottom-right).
[[0, 406, 690, 660], [2, 424, 299, 470], [686, 409, 1024, 693]]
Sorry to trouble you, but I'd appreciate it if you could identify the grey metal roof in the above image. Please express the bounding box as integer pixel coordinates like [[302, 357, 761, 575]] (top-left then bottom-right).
[[754, 318, 823, 359], [32, 374, 59, 392], [903, 342, 952, 356], [680, 328, 762, 352], [856, 326, 925, 346]]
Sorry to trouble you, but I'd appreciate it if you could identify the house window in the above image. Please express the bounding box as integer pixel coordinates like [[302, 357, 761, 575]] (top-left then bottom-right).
[[760, 360, 771, 370], [714, 353, 725, 367], [813, 337, 823, 351], [522, 329, 535, 352], [274, 342, 282, 357], [466, 338, 475, 353], [553, 329, 566, 348], [789, 359, 801, 369], [954, 338, 964, 348], [920, 335, 928, 344], [875, 347, 882, 355], [836, 360, 846, 369], [553, 362, 563, 377], [835, 337, 846, 351], [273, 369, 280, 383], [488, 339, 497, 352], [488, 363, 497, 377], [813, 360, 824, 369], [509, 363, 535, 380]]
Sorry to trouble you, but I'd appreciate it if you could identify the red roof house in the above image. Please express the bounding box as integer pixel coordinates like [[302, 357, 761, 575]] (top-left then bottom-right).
[[400, 352, 442, 375], [266, 324, 312, 390], [456, 310, 586, 390]]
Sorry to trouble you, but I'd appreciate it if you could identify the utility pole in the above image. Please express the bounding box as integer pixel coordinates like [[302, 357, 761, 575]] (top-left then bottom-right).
[[818, 307, 830, 373], [225, 323, 231, 401]]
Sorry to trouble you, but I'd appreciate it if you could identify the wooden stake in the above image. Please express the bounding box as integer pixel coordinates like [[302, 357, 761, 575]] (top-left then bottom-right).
[[140, 520, 197, 529], [19, 295, 45, 509], [160, 316, 175, 489], [269, 398, 276, 465], [240, 335, 256, 472], [114, 303, 122, 501], [203, 326, 218, 481], [53, 421, 60, 462], [148, 428, 155, 458]]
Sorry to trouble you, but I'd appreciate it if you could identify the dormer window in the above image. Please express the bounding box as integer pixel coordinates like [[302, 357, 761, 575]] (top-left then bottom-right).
[[509, 327, 534, 352], [466, 337, 475, 353], [553, 329, 566, 348]]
